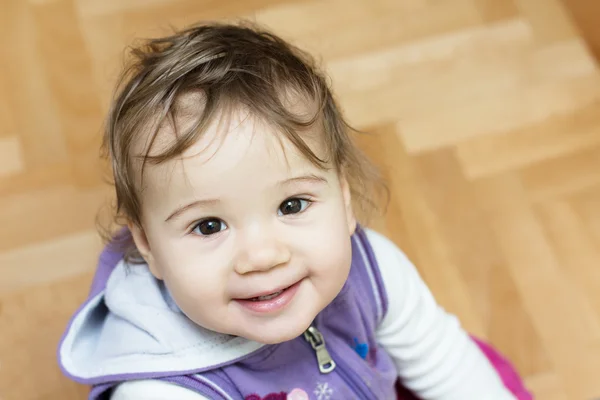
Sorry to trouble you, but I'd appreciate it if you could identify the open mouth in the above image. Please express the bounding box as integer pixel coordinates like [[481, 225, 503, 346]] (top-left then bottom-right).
[[246, 283, 295, 302], [249, 290, 284, 302], [235, 280, 302, 314]]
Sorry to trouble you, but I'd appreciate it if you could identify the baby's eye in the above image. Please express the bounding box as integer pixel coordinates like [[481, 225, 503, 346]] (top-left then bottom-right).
[[278, 198, 311, 216], [192, 218, 227, 236]]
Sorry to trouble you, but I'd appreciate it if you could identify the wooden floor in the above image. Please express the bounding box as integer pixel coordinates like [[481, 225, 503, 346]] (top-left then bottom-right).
[[1, 0, 600, 399]]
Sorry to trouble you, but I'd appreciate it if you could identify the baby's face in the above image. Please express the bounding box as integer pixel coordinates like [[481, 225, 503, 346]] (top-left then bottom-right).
[[129, 108, 356, 344]]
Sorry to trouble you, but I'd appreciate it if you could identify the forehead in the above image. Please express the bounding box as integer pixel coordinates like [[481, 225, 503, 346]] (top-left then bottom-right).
[[132, 94, 330, 196], [133, 90, 324, 160]]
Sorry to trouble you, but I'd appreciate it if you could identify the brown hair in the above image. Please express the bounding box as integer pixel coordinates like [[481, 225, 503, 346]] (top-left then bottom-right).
[[99, 20, 386, 261]]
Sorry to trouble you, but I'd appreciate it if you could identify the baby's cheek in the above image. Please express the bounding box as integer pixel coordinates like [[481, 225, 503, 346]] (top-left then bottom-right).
[[313, 228, 352, 265], [172, 284, 226, 329], [309, 236, 352, 296], [166, 269, 224, 313]]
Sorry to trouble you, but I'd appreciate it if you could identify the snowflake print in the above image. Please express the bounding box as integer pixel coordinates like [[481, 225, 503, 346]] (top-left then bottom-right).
[[314, 382, 333, 400]]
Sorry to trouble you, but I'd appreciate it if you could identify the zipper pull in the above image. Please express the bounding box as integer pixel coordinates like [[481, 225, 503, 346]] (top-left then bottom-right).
[[303, 326, 336, 374]]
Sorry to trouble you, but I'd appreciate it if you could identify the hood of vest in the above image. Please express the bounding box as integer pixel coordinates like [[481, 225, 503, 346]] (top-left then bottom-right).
[[58, 260, 265, 385]]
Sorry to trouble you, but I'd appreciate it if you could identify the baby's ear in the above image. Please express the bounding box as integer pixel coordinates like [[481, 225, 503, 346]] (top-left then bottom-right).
[[127, 221, 163, 280], [340, 176, 357, 235]]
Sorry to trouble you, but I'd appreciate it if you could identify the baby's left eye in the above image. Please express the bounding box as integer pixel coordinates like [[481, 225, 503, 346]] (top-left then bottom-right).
[[278, 198, 311, 216]]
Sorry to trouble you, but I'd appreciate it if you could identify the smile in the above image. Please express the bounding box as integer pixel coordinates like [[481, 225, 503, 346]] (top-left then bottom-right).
[[235, 280, 302, 314]]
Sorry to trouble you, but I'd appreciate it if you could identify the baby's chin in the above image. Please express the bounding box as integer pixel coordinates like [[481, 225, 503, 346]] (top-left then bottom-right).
[[239, 325, 309, 344]]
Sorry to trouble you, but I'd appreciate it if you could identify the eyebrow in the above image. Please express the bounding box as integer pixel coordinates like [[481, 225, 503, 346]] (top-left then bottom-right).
[[278, 173, 328, 187], [164, 174, 328, 223], [165, 198, 219, 222]]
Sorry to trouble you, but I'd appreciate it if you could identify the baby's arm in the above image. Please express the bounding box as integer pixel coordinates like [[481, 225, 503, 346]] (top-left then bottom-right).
[[366, 229, 516, 400], [111, 379, 210, 400]]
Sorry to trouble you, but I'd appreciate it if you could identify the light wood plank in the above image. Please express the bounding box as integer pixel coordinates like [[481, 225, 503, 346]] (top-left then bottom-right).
[[0, 230, 103, 296], [31, 0, 105, 187], [520, 145, 600, 202], [456, 99, 600, 179], [0, 0, 68, 169], [473, 0, 520, 23], [0, 136, 24, 177], [515, 0, 578, 45]]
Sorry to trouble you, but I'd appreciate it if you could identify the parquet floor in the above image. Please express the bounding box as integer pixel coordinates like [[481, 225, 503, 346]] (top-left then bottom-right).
[[1, 0, 600, 399]]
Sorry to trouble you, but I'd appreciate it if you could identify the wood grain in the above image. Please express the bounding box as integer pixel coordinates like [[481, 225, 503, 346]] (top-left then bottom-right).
[[1, 0, 599, 398]]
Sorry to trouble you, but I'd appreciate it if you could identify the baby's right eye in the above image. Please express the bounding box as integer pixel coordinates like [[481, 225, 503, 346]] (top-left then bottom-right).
[[192, 218, 227, 236]]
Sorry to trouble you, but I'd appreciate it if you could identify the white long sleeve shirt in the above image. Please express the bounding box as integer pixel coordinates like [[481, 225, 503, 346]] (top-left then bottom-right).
[[112, 229, 515, 400]]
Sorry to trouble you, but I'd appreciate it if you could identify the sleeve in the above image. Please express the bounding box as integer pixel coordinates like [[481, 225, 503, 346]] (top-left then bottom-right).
[[366, 229, 516, 400], [111, 380, 211, 400]]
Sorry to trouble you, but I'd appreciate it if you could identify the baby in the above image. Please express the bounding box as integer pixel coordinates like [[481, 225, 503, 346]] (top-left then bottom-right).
[[58, 21, 531, 400]]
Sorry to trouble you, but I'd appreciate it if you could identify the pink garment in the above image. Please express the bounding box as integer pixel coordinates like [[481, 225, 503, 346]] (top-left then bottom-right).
[[395, 336, 533, 399]]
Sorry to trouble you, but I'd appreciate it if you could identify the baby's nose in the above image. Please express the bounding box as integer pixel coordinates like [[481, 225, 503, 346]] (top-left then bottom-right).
[[234, 233, 291, 274]]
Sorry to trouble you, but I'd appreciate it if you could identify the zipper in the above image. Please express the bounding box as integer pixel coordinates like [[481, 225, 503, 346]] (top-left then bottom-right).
[[303, 325, 336, 373], [304, 324, 376, 399], [327, 345, 375, 399]]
